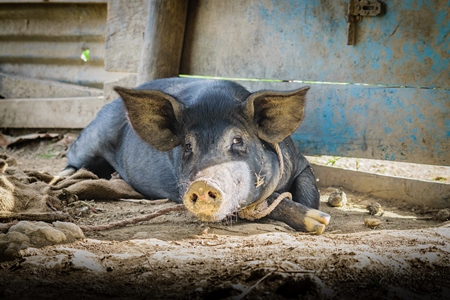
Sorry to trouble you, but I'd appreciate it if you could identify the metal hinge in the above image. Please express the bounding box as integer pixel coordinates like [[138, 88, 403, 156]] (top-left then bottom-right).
[[347, 0, 382, 45]]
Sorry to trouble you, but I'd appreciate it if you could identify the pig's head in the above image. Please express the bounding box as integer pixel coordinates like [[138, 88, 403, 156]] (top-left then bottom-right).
[[115, 82, 309, 222]]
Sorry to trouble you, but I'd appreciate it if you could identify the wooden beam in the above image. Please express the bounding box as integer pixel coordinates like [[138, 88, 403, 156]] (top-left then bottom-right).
[[0, 97, 107, 128], [0, 73, 102, 98], [137, 0, 188, 84], [105, 0, 147, 73]]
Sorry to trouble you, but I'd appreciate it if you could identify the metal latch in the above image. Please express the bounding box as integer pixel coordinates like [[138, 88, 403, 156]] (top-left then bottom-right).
[[347, 0, 382, 45]]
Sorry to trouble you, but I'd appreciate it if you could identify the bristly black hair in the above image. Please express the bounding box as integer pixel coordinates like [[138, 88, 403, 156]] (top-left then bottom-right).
[[180, 89, 248, 131]]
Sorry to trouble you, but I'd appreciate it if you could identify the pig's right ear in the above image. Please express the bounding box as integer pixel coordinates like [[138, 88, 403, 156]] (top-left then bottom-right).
[[114, 87, 184, 151]]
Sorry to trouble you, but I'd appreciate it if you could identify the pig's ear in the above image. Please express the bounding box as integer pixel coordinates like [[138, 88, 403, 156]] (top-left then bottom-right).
[[114, 87, 184, 151], [244, 87, 310, 143]]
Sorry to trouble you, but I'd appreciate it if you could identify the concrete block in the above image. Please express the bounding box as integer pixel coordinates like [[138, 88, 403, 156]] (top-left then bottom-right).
[[312, 163, 450, 209]]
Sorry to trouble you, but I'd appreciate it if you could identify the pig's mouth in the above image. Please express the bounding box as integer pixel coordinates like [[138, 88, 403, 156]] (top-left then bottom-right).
[[181, 161, 253, 222]]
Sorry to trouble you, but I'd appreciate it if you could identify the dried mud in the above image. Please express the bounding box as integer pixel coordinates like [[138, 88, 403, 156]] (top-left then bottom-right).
[[1, 139, 449, 299]]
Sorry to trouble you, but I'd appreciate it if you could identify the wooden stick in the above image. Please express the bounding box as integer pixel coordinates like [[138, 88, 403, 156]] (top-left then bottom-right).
[[117, 198, 170, 205], [79, 204, 186, 232]]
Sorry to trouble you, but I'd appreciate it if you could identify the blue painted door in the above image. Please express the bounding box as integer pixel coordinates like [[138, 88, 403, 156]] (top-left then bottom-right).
[[180, 0, 450, 165]]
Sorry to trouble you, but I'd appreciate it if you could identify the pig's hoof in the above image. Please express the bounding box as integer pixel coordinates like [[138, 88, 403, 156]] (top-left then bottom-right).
[[304, 209, 331, 235], [282, 209, 330, 235], [267, 198, 331, 235]]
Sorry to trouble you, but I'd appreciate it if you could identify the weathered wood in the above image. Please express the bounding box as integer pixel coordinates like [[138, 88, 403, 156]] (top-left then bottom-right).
[[0, 63, 127, 90], [0, 73, 102, 98], [137, 0, 188, 83], [311, 163, 450, 209], [239, 81, 450, 166], [181, 0, 449, 88], [105, 0, 148, 73], [103, 73, 137, 101], [0, 3, 106, 36], [0, 96, 107, 128], [0, 2, 121, 88]]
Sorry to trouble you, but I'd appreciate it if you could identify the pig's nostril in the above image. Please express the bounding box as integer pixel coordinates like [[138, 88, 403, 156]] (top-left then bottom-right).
[[208, 191, 217, 199], [190, 193, 198, 203]]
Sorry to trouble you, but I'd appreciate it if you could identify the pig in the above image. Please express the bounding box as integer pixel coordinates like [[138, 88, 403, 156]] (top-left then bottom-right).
[[62, 78, 330, 234]]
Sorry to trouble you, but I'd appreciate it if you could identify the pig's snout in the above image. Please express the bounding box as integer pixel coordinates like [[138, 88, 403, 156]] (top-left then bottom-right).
[[183, 180, 224, 221]]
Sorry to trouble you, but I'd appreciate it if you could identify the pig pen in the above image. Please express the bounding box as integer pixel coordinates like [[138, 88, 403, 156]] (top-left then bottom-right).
[[1, 1, 449, 298], [1, 138, 449, 300]]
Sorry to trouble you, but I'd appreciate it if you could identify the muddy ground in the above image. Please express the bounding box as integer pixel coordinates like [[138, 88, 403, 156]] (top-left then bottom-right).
[[1, 137, 449, 299]]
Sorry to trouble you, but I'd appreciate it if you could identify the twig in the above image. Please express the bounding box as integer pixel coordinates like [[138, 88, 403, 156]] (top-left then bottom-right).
[[79, 204, 186, 231], [233, 269, 275, 300], [414, 217, 434, 220], [118, 198, 170, 205], [278, 268, 315, 274], [68, 200, 94, 207]]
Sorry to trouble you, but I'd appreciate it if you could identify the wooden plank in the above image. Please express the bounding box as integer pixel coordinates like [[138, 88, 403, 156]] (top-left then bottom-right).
[[181, 0, 450, 88], [1, 41, 105, 63], [0, 96, 107, 128], [137, 0, 188, 83], [104, 0, 148, 72], [0, 73, 103, 98], [239, 81, 450, 166], [0, 2, 114, 88], [0, 3, 107, 37], [0, 63, 126, 89], [311, 163, 450, 209]]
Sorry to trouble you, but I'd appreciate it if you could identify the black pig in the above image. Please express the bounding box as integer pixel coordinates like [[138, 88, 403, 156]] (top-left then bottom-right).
[[62, 78, 330, 234]]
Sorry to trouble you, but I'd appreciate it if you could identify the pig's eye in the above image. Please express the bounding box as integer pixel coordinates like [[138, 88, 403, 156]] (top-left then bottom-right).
[[231, 137, 246, 155], [233, 137, 243, 146]]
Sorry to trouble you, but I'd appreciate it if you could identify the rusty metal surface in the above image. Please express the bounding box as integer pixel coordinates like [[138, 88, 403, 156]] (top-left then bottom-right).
[[347, 0, 382, 45]]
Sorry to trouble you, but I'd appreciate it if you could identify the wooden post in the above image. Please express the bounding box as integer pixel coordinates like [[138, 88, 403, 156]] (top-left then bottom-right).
[[137, 0, 188, 84]]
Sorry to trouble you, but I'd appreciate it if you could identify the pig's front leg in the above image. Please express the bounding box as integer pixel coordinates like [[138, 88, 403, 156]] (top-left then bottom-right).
[[267, 192, 330, 235]]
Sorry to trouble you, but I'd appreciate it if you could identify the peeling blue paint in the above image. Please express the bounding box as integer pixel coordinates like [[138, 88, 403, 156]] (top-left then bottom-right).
[[290, 84, 450, 166], [240, 0, 450, 88]]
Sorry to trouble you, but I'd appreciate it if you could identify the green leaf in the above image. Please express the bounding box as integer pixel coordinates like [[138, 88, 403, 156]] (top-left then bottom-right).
[[81, 49, 90, 62]]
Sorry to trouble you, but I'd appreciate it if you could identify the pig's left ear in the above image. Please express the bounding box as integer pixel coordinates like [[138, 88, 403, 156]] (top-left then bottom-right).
[[114, 87, 184, 151], [243, 87, 310, 143]]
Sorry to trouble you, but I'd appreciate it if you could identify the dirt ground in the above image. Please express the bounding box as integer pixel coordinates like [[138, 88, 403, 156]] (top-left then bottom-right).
[[1, 137, 449, 299]]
